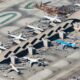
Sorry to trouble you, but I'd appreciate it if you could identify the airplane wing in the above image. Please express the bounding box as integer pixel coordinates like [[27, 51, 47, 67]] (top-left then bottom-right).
[[53, 15, 61, 22], [43, 16, 51, 20], [36, 27, 44, 32], [27, 25, 43, 32], [19, 37, 27, 41], [43, 15, 61, 22], [18, 33, 22, 38], [28, 60, 37, 67], [55, 19, 61, 23], [11, 64, 20, 73], [30, 62, 34, 67], [0, 46, 6, 50], [8, 34, 17, 38], [13, 39, 21, 44], [27, 25, 35, 29], [7, 68, 14, 73]]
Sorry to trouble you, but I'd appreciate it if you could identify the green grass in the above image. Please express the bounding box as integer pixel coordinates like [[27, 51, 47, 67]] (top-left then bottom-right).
[[0, 13, 17, 24], [24, 2, 35, 9]]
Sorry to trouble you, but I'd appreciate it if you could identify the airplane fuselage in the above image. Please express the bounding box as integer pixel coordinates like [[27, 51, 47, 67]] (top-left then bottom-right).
[[27, 25, 44, 32], [44, 16, 61, 23]]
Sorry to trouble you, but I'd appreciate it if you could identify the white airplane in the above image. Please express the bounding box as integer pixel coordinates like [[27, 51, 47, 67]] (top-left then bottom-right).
[[43, 15, 62, 23], [7, 63, 26, 74], [22, 57, 44, 67], [9, 63, 21, 74], [8, 31, 27, 44], [0, 42, 6, 50], [27, 25, 44, 32], [0, 46, 6, 51], [74, 3, 80, 6]]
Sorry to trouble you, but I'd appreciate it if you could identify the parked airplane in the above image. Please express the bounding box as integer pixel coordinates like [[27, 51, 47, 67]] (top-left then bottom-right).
[[7, 63, 26, 75], [54, 39, 76, 48], [43, 15, 62, 23], [8, 63, 21, 74], [74, 3, 80, 6], [7, 54, 26, 74], [8, 31, 27, 44], [27, 25, 44, 32], [22, 57, 44, 67], [0, 42, 6, 50]]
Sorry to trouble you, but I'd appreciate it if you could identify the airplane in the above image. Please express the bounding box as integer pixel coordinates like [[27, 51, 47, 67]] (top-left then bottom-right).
[[7, 63, 26, 75], [0, 42, 7, 50], [8, 31, 27, 44], [54, 39, 76, 49], [27, 25, 44, 32], [7, 55, 26, 75], [74, 3, 80, 6], [22, 56, 44, 67], [8, 63, 21, 74], [0, 45, 6, 51], [43, 15, 62, 23]]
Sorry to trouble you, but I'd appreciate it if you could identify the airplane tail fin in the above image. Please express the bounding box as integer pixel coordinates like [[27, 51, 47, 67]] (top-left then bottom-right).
[[19, 33, 22, 38]]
